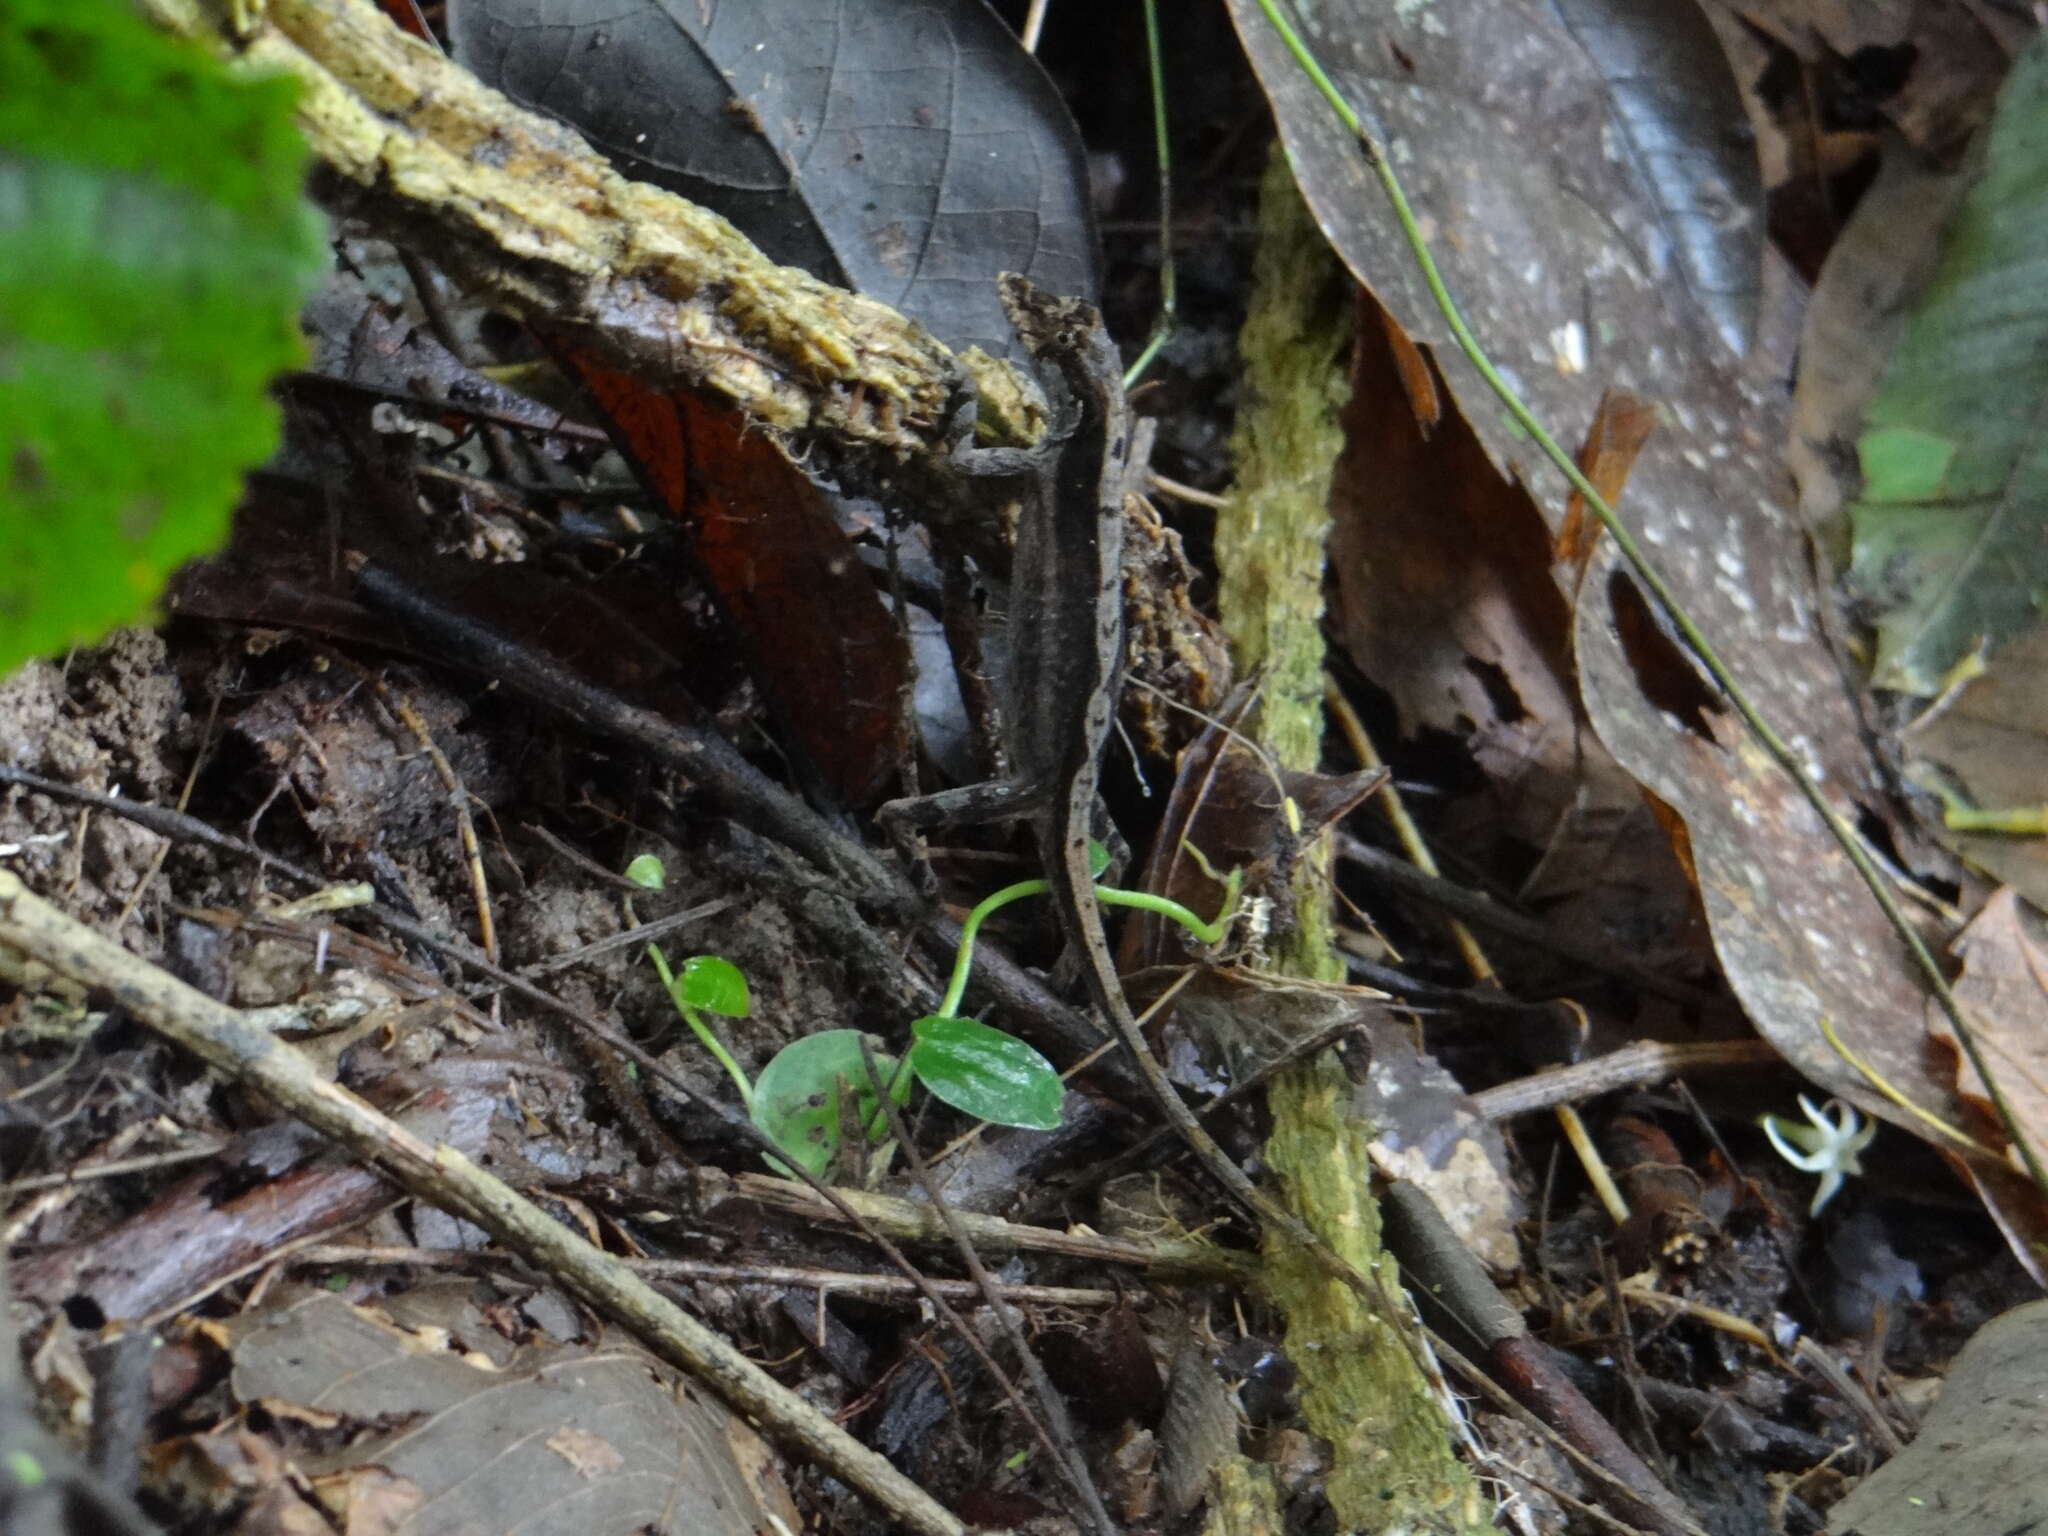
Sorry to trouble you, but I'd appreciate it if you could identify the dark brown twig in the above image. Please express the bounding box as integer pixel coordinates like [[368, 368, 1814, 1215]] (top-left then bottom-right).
[[1380, 1179, 1705, 1536], [1338, 834, 1719, 1009], [353, 561, 905, 903], [1030, 1017, 1365, 1213]]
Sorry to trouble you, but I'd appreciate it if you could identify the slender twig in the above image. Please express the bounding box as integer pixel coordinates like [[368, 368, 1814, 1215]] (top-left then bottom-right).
[[3, 1142, 228, 1195], [860, 1039, 1118, 1536], [1043, 1017, 1363, 1208], [716, 1171, 1249, 1279], [377, 680, 498, 965], [0, 767, 1186, 1522], [1338, 835, 1718, 1008], [352, 562, 905, 905], [1469, 1040, 1778, 1121], [294, 1245, 1134, 1307], [1325, 682, 1491, 984], [485, 897, 735, 981], [1123, 0, 1178, 387]]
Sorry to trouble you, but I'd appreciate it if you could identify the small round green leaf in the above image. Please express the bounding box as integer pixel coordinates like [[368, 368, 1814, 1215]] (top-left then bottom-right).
[[678, 954, 749, 1017], [750, 1029, 898, 1178], [623, 853, 666, 890], [1087, 839, 1113, 879], [908, 1015, 1064, 1131]]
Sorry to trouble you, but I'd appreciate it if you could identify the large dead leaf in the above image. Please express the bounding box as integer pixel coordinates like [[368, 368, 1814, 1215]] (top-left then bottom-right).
[[449, 0, 1099, 356], [1898, 625, 2048, 906], [1229, 0, 1883, 799], [1547, 0, 1767, 356], [1572, 561, 1969, 1145], [565, 352, 911, 809], [229, 1287, 769, 1536]]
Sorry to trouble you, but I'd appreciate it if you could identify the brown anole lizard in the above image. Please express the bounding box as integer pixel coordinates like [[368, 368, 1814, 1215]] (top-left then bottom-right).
[[887, 278, 1432, 1333]]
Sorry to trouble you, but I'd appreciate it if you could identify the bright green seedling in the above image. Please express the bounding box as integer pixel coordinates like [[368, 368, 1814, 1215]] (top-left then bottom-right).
[[626, 844, 1240, 1178], [625, 856, 754, 1110], [650, 947, 754, 1110], [934, 838, 1243, 1021]]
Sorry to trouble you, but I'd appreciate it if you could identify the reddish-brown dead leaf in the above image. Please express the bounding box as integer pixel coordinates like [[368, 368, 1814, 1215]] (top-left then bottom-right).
[[1557, 388, 1657, 570], [1377, 301, 1440, 429], [562, 350, 910, 808]]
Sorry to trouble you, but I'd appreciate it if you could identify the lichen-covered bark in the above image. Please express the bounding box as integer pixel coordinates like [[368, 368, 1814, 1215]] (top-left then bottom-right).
[[1201, 1457, 1283, 1536], [1217, 151, 1490, 1534], [138, 0, 1046, 480]]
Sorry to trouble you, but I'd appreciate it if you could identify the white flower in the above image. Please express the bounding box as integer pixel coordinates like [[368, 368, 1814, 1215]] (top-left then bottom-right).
[[1760, 1095, 1876, 1215]]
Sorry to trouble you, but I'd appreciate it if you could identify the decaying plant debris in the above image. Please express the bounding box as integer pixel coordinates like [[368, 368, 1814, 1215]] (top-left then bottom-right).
[[6, 3, 2048, 1536]]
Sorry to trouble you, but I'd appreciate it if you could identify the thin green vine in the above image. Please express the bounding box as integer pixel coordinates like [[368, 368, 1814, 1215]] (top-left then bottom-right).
[[938, 857, 1244, 1020]]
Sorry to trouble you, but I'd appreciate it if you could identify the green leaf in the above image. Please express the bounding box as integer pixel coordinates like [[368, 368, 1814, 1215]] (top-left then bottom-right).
[[750, 1030, 898, 1179], [1845, 35, 2048, 694], [623, 853, 666, 890], [907, 1015, 1064, 1131], [0, 2, 325, 675], [677, 955, 749, 1017], [1087, 839, 1113, 879], [1856, 426, 1958, 505]]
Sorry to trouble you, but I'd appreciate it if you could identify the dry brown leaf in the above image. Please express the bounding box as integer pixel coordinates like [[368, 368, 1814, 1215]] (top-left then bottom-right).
[[1331, 299, 1699, 961], [1786, 143, 1971, 551], [1723, 0, 2029, 156], [1940, 889, 2048, 1195], [228, 1286, 769, 1536], [1900, 625, 2048, 909], [1572, 561, 2048, 1273]]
